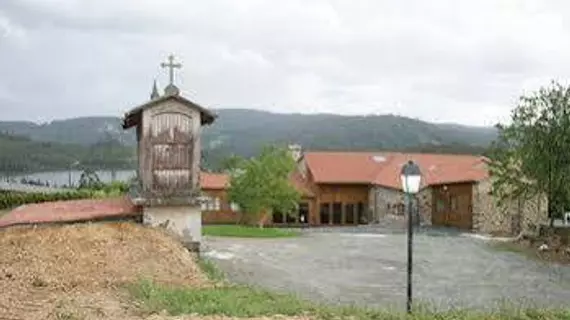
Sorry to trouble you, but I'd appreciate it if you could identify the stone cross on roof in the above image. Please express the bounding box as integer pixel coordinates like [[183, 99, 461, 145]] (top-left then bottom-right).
[[160, 54, 182, 86]]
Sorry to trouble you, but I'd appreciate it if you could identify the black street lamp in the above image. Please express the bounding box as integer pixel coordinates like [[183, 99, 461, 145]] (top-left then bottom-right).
[[400, 160, 422, 314]]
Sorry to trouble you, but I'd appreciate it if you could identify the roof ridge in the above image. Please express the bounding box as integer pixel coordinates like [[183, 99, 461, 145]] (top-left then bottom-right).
[[304, 150, 483, 157]]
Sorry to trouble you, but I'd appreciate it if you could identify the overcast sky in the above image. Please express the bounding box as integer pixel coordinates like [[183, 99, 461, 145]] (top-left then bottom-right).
[[1, 0, 569, 126]]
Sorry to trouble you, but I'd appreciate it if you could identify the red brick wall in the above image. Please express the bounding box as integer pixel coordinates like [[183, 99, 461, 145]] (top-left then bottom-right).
[[202, 210, 241, 224], [202, 210, 271, 225]]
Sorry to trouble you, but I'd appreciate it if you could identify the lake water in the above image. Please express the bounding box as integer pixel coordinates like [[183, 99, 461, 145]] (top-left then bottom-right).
[[1, 170, 136, 188]]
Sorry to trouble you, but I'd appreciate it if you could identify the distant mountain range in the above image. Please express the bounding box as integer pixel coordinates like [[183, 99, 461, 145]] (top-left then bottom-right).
[[0, 109, 498, 172]]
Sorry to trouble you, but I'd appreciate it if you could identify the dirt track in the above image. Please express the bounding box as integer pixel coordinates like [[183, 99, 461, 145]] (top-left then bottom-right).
[[204, 227, 570, 311]]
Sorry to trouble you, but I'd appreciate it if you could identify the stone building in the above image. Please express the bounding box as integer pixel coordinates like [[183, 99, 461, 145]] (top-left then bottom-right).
[[202, 146, 548, 236]]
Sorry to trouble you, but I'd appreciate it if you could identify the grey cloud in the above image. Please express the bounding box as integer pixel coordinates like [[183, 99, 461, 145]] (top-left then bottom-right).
[[1, 0, 570, 126]]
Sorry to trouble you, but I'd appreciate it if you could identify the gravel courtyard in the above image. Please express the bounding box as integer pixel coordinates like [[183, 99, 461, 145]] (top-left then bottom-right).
[[203, 227, 570, 311]]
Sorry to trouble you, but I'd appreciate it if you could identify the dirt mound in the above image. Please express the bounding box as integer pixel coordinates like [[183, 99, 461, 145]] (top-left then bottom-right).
[[0, 222, 209, 319]]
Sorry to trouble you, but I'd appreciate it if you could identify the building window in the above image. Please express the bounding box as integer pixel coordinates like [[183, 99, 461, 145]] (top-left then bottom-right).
[[357, 202, 365, 223], [332, 202, 342, 224], [230, 202, 240, 212], [450, 195, 458, 211], [320, 203, 330, 224], [299, 202, 309, 224], [200, 197, 209, 210], [397, 203, 405, 216], [214, 197, 221, 211], [436, 198, 446, 213], [345, 203, 355, 224], [201, 196, 221, 211], [286, 212, 297, 223]]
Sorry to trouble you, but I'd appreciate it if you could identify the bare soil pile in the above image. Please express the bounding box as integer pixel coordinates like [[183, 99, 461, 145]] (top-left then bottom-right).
[[0, 222, 209, 320], [0, 222, 311, 320]]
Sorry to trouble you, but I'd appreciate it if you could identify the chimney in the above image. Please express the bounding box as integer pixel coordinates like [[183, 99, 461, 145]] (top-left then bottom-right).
[[288, 144, 303, 162]]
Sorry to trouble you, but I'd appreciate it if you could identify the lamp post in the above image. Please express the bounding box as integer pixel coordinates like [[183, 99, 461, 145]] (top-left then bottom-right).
[[400, 160, 422, 314]]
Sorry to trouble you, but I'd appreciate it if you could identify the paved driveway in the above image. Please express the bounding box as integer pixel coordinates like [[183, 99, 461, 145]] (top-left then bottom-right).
[[203, 227, 570, 311]]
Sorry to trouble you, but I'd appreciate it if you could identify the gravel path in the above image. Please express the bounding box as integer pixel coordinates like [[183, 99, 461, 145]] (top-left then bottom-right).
[[203, 227, 570, 311]]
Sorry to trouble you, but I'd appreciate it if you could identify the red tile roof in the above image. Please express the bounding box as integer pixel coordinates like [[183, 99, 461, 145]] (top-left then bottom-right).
[[0, 197, 140, 228], [201, 151, 487, 192], [201, 172, 229, 190], [304, 152, 385, 184], [304, 151, 489, 189], [200, 171, 314, 197]]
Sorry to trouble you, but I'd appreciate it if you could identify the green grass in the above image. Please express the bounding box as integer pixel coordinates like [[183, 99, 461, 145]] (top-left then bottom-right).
[[196, 257, 225, 282], [202, 224, 300, 238], [130, 279, 319, 317], [128, 257, 570, 319], [128, 279, 570, 319]]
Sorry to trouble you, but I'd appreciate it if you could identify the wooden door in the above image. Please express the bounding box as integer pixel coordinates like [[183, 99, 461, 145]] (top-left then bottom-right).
[[431, 184, 473, 230], [453, 193, 473, 230], [432, 196, 447, 226]]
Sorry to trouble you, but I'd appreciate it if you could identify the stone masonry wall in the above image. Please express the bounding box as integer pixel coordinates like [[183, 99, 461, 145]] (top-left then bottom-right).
[[371, 186, 432, 226], [519, 193, 549, 235], [472, 178, 548, 236], [417, 187, 432, 226], [472, 179, 510, 234], [371, 186, 404, 222]]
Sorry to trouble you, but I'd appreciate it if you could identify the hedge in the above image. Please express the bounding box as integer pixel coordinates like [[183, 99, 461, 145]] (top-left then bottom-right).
[[0, 188, 125, 210]]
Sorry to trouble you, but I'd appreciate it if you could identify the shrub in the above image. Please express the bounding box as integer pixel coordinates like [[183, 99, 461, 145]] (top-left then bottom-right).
[[0, 184, 127, 210]]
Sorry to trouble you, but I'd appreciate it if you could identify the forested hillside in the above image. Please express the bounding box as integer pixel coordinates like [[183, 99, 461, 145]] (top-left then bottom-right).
[[0, 109, 498, 173], [201, 109, 496, 157], [0, 117, 133, 146], [0, 132, 135, 173]]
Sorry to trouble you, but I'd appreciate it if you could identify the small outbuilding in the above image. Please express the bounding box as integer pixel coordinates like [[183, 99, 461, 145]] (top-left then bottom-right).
[[122, 54, 216, 251]]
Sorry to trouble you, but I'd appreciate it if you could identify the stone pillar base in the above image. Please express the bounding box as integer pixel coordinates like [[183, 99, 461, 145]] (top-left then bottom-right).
[[142, 205, 202, 248]]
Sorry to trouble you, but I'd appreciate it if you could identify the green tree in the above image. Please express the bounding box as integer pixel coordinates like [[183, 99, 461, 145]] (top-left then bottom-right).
[[489, 81, 570, 225], [226, 145, 301, 228], [220, 154, 244, 173]]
